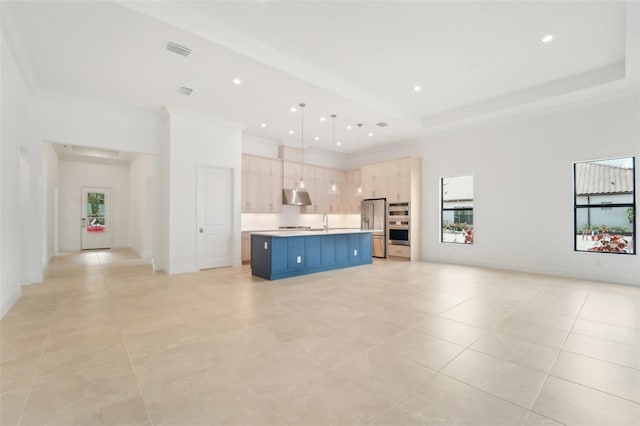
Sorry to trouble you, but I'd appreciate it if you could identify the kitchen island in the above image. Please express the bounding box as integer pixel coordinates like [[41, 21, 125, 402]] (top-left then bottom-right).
[[250, 229, 373, 280]]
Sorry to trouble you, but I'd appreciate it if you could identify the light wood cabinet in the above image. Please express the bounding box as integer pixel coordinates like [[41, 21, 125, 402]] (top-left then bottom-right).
[[359, 157, 421, 261], [241, 155, 282, 213], [241, 232, 251, 262], [387, 244, 410, 258], [282, 161, 302, 191], [301, 165, 350, 214], [340, 170, 361, 214], [359, 158, 412, 202], [387, 173, 411, 202]]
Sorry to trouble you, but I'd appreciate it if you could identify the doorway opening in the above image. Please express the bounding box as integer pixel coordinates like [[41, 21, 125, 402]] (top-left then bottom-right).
[[81, 187, 111, 250]]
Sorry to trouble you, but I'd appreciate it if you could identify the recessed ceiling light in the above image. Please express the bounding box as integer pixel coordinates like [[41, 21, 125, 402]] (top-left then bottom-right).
[[414, 85, 422, 92], [290, 107, 297, 112], [336, 142, 342, 146], [260, 123, 267, 128], [368, 132, 374, 137], [320, 117, 326, 122], [232, 78, 242, 85], [542, 34, 554, 43], [346, 125, 352, 130], [177, 86, 193, 96], [314, 136, 319, 141], [288, 130, 295, 134]]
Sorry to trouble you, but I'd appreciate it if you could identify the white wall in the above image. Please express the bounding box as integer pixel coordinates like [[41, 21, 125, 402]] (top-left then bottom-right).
[[129, 153, 155, 260], [1, 33, 39, 317], [58, 160, 130, 251], [34, 96, 158, 155], [242, 133, 281, 159], [42, 141, 59, 264], [242, 132, 349, 170], [164, 109, 243, 273], [154, 112, 170, 272], [20, 152, 30, 283], [418, 94, 640, 286]]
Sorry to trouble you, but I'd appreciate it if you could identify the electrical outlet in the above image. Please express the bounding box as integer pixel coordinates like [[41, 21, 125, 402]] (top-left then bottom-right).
[[264, 242, 268, 249], [354, 249, 358, 256], [296, 256, 302, 264]]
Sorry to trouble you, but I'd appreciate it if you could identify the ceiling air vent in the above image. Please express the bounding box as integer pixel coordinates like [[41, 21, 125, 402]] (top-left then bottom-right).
[[166, 42, 192, 57], [177, 86, 193, 96], [376, 122, 388, 127]]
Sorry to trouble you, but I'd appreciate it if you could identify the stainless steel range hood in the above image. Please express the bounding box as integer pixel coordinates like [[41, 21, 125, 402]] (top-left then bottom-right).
[[282, 188, 312, 206]]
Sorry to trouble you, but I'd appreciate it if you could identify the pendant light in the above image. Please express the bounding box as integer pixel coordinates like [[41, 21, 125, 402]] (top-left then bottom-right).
[[281, 103, 311, 206], [296, 102, 308, 192], [328, 114, 341, 195], [355, 123, 363, 197]]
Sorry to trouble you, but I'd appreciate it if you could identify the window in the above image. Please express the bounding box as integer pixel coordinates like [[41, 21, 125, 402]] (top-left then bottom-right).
[[574, 157, 635, 254], [441, 175, 474, 244]]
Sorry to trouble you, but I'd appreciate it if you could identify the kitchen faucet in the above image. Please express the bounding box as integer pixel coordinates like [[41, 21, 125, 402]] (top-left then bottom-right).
[[322, 212, 329, 232]]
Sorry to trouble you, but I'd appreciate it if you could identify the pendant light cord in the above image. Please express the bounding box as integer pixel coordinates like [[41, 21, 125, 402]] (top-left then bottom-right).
[[357, 123, 363, 194], [300, 103, 305, 184], [332, 114, 336, 148]]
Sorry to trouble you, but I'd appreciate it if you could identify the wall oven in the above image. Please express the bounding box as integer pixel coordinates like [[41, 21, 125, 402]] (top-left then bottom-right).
[[388, 202, 410, 246], [388, 202, 409, 219]]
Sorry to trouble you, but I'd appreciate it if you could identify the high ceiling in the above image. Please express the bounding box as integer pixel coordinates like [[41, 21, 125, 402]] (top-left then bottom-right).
[[3, 1, 638, 154]]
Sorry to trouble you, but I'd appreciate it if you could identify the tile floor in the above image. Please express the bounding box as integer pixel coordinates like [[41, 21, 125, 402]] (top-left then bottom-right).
[[1, 248, 639, 425]]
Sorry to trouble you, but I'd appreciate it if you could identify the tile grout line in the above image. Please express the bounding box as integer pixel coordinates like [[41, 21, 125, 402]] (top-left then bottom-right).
[[14, 275, 60, 426], [366, 280, 568, 426], [542, 374, 640, 406], [230, 364, 292, 426], [368, 274, 545, 424], [240, 305, 435, 426], [99, 250, 156, 426], [364, 298, 501, 425], [559, 346, 640, 372], [119, 332, 156, 426], [525, 283, 594, 421], [8, 253, 637, 425]]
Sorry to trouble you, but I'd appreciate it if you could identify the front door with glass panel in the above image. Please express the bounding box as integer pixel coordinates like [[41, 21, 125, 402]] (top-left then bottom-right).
[[81, 187, 111, 250]]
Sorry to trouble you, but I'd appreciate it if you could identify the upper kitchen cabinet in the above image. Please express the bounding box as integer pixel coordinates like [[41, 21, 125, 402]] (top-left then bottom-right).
[[360, 157, 419, 203], [387, 173, 411, 202], [282, 160, 302, 191], [343, 170, 362, 214], [301, 165, 324, 214], [360, 156, 422, 261], [241, 155, 282, 213], [302, 165, 345, 214]]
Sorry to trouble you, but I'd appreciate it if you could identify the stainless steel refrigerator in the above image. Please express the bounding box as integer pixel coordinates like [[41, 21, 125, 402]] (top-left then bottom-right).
[[361, 198, 387, 258]]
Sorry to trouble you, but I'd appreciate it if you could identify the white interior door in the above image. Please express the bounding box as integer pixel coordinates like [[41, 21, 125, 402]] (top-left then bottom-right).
[[198, 166, 233, 269], [81, 187, 111, 250]]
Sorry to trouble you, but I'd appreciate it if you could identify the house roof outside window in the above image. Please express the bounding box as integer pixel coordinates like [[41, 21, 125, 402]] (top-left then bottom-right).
[[442, 175, 473, 202], [575, 162, 633, 195]]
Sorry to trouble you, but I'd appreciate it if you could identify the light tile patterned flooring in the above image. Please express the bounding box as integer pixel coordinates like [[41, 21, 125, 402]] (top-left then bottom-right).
[[1, 248, 639, 425]]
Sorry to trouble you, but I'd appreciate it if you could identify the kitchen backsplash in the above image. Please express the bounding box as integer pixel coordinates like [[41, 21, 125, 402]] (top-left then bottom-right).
[[242, 205, 360, 230]]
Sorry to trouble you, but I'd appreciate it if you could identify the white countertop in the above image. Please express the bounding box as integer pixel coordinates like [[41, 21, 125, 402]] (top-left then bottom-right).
[[251, 229, 375, 237]]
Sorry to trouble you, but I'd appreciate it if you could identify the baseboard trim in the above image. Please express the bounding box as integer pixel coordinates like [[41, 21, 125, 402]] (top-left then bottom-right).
[[1, 287, 22, 319], [422, 256, 640, 286], [167, 264, 199, 275]]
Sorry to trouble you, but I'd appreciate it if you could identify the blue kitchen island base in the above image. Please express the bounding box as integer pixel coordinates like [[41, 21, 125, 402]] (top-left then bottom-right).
[[251, 231, 373, 280]]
